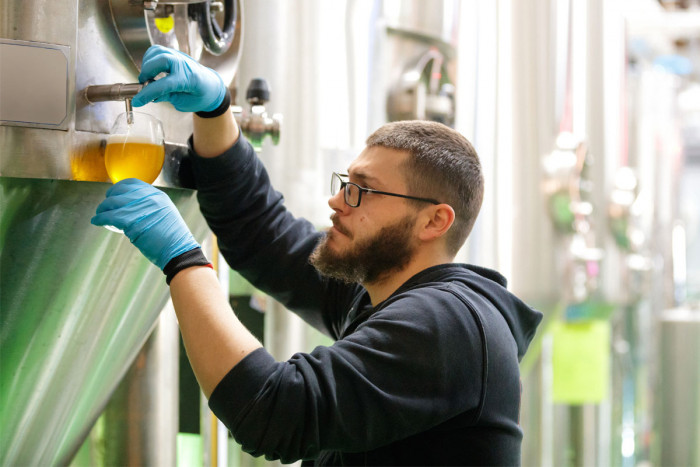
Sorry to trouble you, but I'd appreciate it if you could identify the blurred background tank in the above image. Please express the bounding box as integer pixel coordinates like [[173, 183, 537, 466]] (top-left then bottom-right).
[[656, 307, 700, 467]]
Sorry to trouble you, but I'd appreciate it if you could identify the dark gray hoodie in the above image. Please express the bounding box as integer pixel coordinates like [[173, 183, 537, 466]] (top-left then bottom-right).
[[188, 135, 543, 465]]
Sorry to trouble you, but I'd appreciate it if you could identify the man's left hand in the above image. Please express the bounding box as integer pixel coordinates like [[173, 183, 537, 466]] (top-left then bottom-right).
[[91, 178, 200, 270]]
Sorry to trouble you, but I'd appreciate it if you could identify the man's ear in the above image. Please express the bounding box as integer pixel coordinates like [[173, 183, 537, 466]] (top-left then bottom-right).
[[417, 204, 455, 242]]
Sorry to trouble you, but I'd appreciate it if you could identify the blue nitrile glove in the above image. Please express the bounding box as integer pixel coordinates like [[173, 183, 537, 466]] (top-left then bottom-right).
[[131, 44, 227, 113], [91, 178, 200, 270]]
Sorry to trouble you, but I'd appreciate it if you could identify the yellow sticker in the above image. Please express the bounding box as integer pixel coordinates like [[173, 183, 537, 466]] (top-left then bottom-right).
[[551, 320, 610, 404], [154, 15, 174, 34]]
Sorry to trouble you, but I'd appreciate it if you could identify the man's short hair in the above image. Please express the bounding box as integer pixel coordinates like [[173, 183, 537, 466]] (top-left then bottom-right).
[[365, 120, 484, 256]]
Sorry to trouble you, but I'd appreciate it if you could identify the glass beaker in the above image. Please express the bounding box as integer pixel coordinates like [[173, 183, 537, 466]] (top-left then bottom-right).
[[105, 112, 165, 184]]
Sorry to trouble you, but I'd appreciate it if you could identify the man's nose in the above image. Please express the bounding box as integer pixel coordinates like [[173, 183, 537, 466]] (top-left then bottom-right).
[[328, 189, 348, 212]]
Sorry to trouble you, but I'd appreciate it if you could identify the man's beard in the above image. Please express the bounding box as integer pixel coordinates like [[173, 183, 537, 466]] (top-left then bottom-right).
[[309, 213, 419, 285]]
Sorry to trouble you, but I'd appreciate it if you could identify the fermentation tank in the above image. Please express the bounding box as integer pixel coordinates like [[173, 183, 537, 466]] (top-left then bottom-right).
[[0, 0, 241, 464]]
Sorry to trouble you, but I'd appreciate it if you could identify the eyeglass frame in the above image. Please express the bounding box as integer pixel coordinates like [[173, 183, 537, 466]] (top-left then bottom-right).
[[331, 172, 441, 208]]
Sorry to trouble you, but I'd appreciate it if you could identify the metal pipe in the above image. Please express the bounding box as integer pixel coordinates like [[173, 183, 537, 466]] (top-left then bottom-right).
[[84, 83, 145, 104], [99, 305, 180, 467]]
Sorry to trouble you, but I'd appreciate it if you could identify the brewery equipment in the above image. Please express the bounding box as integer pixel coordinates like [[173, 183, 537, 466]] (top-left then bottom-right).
[[0, 0, 242, 464], [85, 82, 146, 105], [235, 78, 282, 150], [387, 47, 456, 126], [656, 307, 700, 466]]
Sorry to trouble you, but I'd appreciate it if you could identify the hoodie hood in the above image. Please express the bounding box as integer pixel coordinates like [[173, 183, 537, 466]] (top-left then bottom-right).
[[398, 263, 543, 361], [462, 264, 542, 360]]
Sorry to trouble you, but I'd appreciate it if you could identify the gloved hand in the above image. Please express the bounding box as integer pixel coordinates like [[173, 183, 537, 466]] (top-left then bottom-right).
[[91, 178, 200, 270], [131, 44, 227, 113]]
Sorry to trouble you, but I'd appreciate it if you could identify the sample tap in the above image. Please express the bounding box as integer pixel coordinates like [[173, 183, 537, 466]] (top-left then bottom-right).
[[84, 83, 145, 104], [84, 82, 146, 123]]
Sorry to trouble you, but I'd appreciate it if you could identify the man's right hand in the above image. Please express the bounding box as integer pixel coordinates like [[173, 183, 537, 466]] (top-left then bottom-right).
[[131, 44, 227, 113]]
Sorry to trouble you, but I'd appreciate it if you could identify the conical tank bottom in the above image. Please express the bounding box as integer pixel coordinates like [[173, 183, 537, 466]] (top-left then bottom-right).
[[0, 177, 207, 465]]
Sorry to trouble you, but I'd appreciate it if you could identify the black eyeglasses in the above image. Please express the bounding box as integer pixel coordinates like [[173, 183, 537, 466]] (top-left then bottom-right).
[[331, 172, 440, 208]]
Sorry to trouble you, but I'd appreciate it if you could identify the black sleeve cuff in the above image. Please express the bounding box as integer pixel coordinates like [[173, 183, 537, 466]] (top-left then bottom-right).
[[208, 347, 278, 430], [164, 247, 212, 285], [195, 89, 232, 118]]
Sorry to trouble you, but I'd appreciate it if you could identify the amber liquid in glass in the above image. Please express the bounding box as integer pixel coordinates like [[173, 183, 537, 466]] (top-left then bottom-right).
[[105, 135, 165, 184]]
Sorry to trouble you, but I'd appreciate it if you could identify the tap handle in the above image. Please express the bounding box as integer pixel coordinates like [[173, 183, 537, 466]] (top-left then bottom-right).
[[246, 78, 270, 105]]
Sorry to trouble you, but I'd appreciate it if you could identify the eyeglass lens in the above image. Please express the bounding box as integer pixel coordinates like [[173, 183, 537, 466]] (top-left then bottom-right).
[[331, 173, 341, 196], [345, 184, 359, 206], [331, 173, 359, 207]]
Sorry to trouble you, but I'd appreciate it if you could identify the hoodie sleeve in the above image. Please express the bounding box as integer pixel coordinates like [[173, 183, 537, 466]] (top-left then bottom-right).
[[187, 135, 352, 336], [207, 288, 486, 463]]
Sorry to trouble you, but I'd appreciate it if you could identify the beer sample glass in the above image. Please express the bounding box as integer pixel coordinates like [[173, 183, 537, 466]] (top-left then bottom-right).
[[105, 112, 165, 184], [103, 111, 165, 233]]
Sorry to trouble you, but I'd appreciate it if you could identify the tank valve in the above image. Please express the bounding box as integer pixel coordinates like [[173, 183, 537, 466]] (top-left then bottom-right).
[[84, 82, 148, 123], [84, 83, 145, 104], [235, 78, 282, 151]]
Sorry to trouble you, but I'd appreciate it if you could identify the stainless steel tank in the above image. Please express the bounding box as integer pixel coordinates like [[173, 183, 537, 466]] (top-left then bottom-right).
[[0, 0, 241, 464], [656, 307, 700, 467]]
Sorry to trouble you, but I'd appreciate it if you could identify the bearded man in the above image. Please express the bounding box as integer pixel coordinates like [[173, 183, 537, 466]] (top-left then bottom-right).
[[93, 45, 542, 466]]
